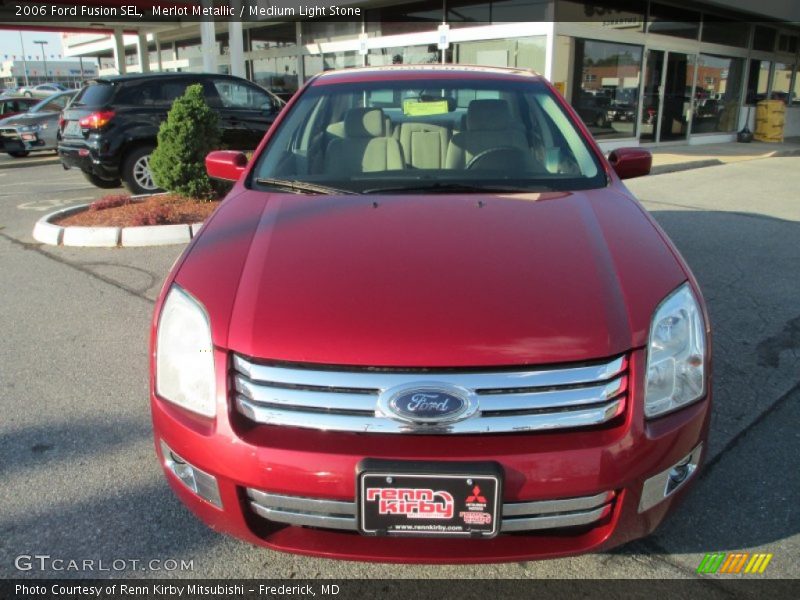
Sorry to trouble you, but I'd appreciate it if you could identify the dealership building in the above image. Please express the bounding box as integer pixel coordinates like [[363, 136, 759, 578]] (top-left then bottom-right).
[[58, 0, 800, 148]]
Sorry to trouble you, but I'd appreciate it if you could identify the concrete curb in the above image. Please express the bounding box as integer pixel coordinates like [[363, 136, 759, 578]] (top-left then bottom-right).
[[649, 147, 800, 176], [32, 202, 204, 248]]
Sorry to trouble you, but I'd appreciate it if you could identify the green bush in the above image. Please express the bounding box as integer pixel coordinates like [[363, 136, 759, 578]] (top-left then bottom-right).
[[149, 84, 220, 200]]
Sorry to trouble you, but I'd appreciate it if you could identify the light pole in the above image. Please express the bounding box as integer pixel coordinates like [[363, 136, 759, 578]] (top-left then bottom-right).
[[18, 32, 30, 86], [33, 40, 48, 83]]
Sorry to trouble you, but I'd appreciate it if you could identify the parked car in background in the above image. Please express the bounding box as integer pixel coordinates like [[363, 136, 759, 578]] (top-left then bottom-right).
[[0, 96, 39, 120], [574, 92, 610, 128], [59, 72, 284, 194], [18, 83, 68, 98], [151, 65, 711, 563], [0, 90, 77, 157]]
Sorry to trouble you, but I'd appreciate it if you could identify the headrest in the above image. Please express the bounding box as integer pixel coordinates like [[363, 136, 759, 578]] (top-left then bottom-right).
[[467, 99, 513, 131], [344, 108, 385, 138]]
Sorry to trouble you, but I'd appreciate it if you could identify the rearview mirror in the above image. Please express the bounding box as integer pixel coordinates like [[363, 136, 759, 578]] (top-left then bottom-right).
[[608, 147, 652, 180], [206, 150, 248, 182]]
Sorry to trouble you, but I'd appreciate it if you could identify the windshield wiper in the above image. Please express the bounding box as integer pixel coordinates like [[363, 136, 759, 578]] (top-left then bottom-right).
[[361, 181, 545, 194], [254, 177, 357, 195]]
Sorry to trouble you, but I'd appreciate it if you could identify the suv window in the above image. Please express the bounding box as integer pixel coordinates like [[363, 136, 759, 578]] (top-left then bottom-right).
[[212, 79, 273, 110], [73, 83, 115, 107], [115, 80, 163, 106], [160, 80, 197, 106]]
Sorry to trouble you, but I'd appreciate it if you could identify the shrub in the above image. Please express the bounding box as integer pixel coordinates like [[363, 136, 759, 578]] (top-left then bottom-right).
[[149, 84, 220, 200], [90, 194, 133, 211]]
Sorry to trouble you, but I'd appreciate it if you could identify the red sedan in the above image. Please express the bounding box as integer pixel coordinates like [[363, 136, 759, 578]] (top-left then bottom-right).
[[150, 65, 711, 563]]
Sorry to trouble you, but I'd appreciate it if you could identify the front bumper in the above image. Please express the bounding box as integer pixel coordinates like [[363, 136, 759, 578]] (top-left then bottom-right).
[[151, 348, 711, 563], [0, 128, 47, 152]]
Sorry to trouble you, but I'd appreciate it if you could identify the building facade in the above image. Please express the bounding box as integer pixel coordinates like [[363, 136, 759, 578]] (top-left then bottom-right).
[[1, 59, 98, 89], [61, 0, 800, 148]]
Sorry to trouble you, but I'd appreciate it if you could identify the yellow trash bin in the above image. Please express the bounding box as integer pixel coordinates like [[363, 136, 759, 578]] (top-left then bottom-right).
[[754, 100, 786, 142]]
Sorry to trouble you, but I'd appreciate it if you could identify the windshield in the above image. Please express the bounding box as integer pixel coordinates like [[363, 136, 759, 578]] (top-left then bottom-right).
[[252, 77, 606, 194]]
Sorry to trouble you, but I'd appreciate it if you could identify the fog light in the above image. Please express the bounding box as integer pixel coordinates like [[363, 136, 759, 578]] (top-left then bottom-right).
[[666, 456, 693, 493], [638, 443, 702, 513], [160, 440, 222, 508]]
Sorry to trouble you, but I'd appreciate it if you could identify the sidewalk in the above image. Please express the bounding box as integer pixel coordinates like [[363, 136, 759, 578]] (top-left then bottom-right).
[[647, 136, 800, 175]]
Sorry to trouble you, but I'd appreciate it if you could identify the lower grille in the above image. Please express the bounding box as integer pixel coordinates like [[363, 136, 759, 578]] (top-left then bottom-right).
[[246, 489, 615, 533], [233, 354, 628, 434]]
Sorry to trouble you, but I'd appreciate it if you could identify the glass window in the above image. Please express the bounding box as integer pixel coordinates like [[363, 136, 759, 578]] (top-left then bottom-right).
[[447, 0, 549, 25], [752, 26, 777, 52], [252, 77, 605, 193], [304, 51, 361, 78], [212, 79, 272, 110], [746, 59, 771, 105], [555, 0, 645, 33], [72, 82, 115, 107], [248, 23, 296, 50], [771, 62, 793, 104], [368, 45, 440, 67], [303, 21, 361, 44], [648, 3, 700, 40], [251, 56, 299, 95], [366, 1, 442, 34], [701, 17, 749, 48], [571, 38, 643, 139], [452, 37, 547, 73], [691, 55, 744, 134]]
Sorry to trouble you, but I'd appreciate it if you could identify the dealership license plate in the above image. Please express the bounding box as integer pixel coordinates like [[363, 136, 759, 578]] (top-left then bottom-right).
[[63, 120, 82, 136], [358, 461, 501, 538]]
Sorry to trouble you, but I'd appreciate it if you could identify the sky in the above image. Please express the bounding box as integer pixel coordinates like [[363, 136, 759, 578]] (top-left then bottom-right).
[[0, 31, 65, 63]]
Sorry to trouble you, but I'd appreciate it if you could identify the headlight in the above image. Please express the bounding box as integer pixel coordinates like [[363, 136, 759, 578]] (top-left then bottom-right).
[[156, 286, 216, 417], [644, 283, 706, 418]]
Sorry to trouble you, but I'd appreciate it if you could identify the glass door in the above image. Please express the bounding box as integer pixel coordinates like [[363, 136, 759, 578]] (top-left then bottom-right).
[[640, 49, 695, 143], [640, 49, 664, 143], [660, 51, 692, 142]]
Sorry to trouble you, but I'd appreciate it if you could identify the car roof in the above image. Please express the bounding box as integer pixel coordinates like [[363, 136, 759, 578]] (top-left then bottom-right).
[[311, 64, 543, 85], [89, 72, 245, 84]]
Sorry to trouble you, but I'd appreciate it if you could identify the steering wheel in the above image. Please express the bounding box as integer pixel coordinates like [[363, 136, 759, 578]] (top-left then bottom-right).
[[466, 146, 530, 171]]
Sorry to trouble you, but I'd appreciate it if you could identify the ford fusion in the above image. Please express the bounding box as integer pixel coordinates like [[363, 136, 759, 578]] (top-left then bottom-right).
[[151, 66, 711, 563]]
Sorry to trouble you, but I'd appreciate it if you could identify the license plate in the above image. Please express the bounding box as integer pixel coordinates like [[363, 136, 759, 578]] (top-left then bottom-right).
[[63, 120, 82, 136], [358, 460, 501, 538]]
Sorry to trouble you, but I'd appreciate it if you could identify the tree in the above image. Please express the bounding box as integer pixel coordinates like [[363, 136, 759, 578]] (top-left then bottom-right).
[[149, 84, 221, 200]]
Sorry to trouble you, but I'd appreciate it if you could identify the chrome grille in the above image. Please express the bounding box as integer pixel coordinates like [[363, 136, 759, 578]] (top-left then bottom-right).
[[246, 488, 615, 533], [233, 354, 627, 434]]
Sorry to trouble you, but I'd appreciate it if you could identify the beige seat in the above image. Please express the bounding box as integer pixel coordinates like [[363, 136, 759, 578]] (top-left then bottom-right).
[[396, 122, 450, 169], [324, 108, 403, 174], [445, 99, 531, 170], [326, 115, 393, 139]]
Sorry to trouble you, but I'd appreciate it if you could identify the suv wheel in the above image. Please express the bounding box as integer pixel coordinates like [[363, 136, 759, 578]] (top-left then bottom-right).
[[82, 172, 122, 189], [122, 146, 161, 195]]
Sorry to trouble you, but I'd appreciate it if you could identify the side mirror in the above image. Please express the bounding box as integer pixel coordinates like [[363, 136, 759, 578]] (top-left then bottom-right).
[[608, 147, 652, 180], [206, 150, 248, 181]]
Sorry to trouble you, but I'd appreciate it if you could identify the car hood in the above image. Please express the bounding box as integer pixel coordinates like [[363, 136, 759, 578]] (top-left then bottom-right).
[[176, 188, 687, 367]]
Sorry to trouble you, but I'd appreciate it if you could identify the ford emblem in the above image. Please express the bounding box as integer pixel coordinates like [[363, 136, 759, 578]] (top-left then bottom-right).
[[377, 383, 478, 425]]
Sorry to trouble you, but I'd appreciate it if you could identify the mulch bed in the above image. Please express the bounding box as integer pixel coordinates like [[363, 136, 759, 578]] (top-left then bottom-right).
[[55, 193, 219, 227]]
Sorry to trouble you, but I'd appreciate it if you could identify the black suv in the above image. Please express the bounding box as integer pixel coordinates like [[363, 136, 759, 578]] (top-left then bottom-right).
[[59, 73, 283, 194]]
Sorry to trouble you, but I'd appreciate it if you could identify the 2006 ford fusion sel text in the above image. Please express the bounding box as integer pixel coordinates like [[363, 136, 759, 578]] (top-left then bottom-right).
[[150, 65, 711, 563]]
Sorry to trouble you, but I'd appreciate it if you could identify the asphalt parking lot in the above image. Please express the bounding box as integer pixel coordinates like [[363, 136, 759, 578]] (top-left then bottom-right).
[[0, 151, 798, 583]]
